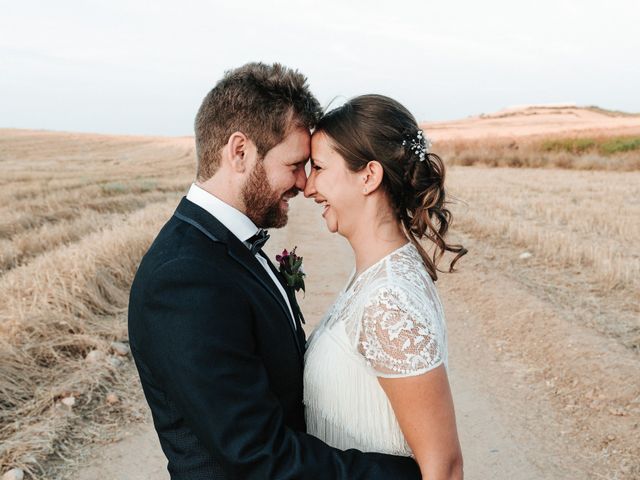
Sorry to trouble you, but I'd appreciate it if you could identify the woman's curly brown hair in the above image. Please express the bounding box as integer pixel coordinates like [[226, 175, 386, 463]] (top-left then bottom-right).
[[316, 94, 467, 281]]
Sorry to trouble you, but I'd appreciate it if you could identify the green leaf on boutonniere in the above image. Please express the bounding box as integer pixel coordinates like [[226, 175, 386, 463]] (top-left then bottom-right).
[[276, 246, 306, 294]]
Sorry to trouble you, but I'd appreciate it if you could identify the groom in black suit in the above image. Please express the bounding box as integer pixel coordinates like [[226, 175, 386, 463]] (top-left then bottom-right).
[[128, 62, 421, 479]]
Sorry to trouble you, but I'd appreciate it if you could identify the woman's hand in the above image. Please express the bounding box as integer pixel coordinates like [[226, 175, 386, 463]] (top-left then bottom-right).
[[378, 364, 463, 480]]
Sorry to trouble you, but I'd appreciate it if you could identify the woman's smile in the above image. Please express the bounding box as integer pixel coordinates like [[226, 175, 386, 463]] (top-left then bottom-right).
[[321, 202, 330, 217]]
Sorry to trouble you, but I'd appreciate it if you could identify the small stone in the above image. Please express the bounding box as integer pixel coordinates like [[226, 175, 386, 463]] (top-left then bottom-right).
[[607, 434, 616, 442], [2, 468, 24, 480], [110, 341, 130, 356], [107, 356, 123, 368], [85, 350, 106, 363], [61, 396, 76, 407], [106, 393, 120, 405], [519, 252, 533, 260], [608, 407, 626, 416]]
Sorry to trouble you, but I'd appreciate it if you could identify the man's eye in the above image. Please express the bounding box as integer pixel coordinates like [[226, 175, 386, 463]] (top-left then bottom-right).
[[312, 165, 322, 171]]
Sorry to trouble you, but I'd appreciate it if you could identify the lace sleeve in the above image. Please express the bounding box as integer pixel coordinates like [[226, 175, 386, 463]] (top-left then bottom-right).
[[357, 284, 444, 377]]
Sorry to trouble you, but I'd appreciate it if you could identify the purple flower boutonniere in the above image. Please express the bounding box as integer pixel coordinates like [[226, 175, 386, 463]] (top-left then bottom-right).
[[276, 246, 306, 294]]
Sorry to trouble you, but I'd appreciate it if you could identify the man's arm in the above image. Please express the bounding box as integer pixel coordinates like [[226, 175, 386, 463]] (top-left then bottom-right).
[[140, 257, 421, 480]]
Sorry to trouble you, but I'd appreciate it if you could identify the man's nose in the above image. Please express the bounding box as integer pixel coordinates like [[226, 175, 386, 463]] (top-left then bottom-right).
[[295, 164, 307, 191], [304, 168, 316, 198]]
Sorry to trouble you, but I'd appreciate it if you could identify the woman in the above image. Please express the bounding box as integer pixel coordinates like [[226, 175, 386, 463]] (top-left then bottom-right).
[[303, 94, 467, 479]]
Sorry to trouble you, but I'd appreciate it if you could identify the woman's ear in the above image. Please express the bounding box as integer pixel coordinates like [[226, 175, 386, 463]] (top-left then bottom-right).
[[225, 132, 250, 173], [362, 160, 384, 195]]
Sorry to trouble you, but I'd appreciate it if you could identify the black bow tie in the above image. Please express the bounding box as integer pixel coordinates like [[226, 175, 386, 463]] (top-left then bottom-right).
[[247, 229, 270, 255]]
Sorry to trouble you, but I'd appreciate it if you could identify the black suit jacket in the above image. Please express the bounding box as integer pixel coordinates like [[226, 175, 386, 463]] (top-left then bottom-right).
[[128, 197, 421, 479]]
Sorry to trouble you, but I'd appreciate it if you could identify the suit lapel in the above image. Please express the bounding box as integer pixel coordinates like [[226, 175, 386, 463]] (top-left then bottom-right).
[[173, 198, 304, 361], [227, 242, 304, 358]]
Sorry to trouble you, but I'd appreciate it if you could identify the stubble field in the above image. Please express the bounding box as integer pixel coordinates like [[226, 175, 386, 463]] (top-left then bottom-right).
[[0, 130, 193, 478], [0, 119, 638, 479]]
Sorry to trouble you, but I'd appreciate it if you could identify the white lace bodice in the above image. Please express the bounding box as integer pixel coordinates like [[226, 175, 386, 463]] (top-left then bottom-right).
[[303, 242, 448, 455]]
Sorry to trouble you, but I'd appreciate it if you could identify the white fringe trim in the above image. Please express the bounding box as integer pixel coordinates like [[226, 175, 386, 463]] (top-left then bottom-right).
[[303, 326, 413, 456]]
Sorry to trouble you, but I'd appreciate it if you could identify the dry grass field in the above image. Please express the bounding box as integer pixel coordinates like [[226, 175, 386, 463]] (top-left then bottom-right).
[[434, 132, 640, 170], [449, 168, 640, 318], [422, 105, 640, 170], [0, 117, 639, 478], [0, 129, 193, 478], [442, 167, 640, 478]]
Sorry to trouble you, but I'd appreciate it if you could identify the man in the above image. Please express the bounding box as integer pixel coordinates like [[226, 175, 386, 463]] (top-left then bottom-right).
[[128, 62, 421, 479]]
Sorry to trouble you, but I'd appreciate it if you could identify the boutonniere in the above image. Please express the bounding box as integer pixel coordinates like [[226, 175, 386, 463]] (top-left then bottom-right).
[[276, 246, 306, 295]]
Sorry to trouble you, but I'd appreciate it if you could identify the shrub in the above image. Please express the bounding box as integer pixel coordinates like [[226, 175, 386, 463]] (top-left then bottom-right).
[[542, 138, 596, 154], [600, 138, 640, 154]]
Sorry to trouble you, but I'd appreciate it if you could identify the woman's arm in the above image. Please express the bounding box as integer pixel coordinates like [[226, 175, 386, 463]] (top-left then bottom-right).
[[378, 364, 463, 480]]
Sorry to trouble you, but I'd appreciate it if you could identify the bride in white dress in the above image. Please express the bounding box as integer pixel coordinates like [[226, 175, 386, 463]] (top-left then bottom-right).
[[302, 94, 467, 479]]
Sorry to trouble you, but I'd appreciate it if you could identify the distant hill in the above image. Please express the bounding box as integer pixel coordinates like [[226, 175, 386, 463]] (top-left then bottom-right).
[[5, 104, 640, 143], [421, 105, 640, 140]]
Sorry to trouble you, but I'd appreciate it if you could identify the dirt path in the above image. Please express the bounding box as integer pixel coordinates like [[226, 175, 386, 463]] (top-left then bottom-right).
[[74, 195, 635, 479], [75, 306, 553, 480], [75, 316, 553, 480]]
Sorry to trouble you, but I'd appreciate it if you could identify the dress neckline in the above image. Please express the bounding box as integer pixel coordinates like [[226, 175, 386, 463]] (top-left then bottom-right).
[[343, 242, 412, 293]]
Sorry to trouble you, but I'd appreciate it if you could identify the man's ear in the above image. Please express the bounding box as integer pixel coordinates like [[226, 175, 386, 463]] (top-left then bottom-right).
[[362, 160, 384, 195], [225, 132, 250, 173]]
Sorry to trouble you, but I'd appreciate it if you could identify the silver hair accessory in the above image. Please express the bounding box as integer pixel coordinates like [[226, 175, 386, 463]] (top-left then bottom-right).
[[402, 129, 432, 161]]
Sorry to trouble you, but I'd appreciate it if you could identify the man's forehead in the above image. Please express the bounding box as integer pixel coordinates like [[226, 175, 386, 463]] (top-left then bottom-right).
[[283, 125, 310, 143], [291, 129, 311, 155]]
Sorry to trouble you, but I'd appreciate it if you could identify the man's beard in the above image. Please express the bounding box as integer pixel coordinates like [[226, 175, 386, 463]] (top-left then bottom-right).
[[241, 160, 296, 228]]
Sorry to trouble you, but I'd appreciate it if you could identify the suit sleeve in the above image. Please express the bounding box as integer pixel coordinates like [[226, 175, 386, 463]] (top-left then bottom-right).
[[140, 258, 421, 480]]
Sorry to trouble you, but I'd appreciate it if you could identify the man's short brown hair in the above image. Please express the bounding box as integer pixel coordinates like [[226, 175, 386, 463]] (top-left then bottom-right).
[[194, 62, 322, 181]]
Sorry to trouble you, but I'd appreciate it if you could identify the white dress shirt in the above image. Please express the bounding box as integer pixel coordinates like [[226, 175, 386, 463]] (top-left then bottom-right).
[[186, 183, 296, 329]]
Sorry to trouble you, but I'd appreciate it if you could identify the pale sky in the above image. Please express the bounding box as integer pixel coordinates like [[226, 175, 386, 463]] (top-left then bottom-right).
[[1, 0, 639, 136]]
